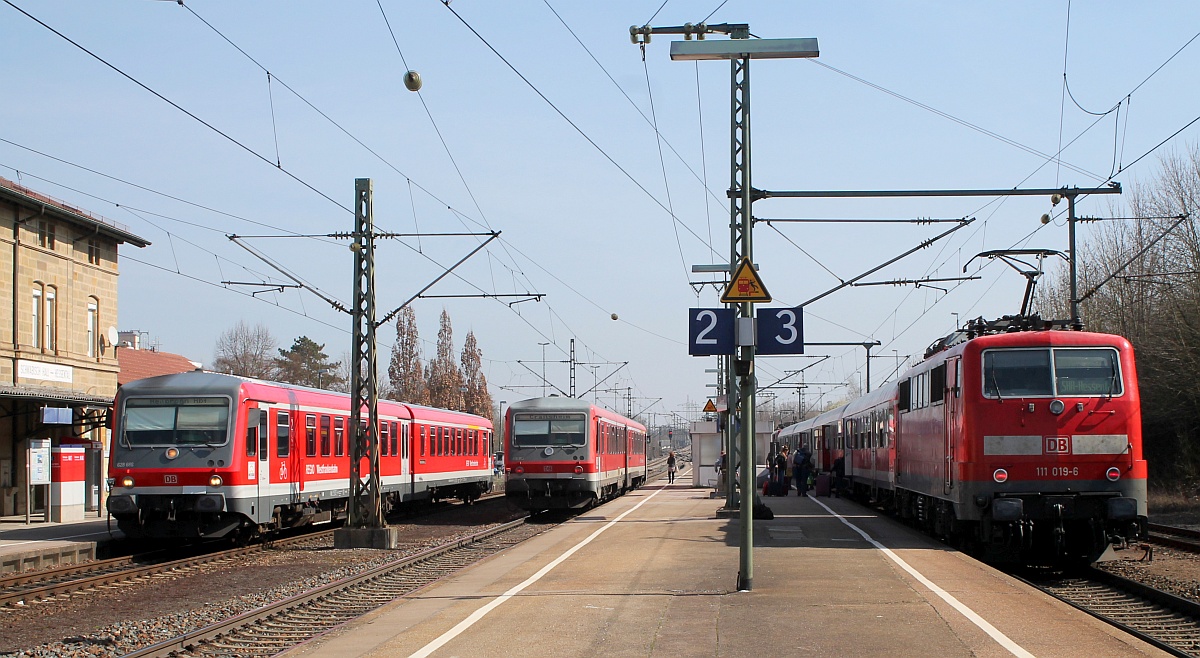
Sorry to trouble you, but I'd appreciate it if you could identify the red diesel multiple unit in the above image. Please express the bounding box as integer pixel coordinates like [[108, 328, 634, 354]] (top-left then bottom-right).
[[504, 397, 648, 511], [779, 324, 1147, 563], [107, 371, 493, 541]]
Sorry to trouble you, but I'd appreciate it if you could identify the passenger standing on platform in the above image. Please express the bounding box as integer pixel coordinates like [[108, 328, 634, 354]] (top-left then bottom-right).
[[715, 451, 726, 481], [667, 451, 677, 484], [793, 446, 811, 496], [774, 446, 790, 494]]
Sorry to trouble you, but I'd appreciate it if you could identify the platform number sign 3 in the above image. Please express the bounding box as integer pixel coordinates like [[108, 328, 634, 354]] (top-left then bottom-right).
[[688, 308, 734, 356], [756, 307, 805, 355]]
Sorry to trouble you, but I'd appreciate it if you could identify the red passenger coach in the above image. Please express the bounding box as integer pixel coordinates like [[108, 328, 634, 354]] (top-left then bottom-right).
[[107, 371, 493, 541], [504, 397, 648, 511], [777, 320, 1148, 564]]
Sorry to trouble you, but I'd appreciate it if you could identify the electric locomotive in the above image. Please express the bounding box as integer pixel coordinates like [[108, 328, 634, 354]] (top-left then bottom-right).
[[107, 371, 493, 542], [504, 397, 647, 511], [778, 318, 1147, 563]]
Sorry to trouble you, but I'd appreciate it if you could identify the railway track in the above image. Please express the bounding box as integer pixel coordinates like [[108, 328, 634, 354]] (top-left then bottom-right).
[[123, 517, 544, 658], [0, 531, 328, 608], [1018, 566, 1200, 657], [1, 492, 511, 609], [1150, 523, 1200, 553]]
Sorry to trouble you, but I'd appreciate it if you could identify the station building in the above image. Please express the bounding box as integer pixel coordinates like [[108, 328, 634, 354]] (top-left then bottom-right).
[[0, 177, 149, 518]]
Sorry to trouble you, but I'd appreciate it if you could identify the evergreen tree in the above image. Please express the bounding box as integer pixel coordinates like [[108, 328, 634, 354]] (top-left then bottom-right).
[[460, 330, 493, 418], [274, 336, 344, 389], [426, 310, 465, 410], [386, 307, 428, 404]]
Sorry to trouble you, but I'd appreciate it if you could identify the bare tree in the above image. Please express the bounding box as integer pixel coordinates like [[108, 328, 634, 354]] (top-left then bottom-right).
[[426, 310, 465, 410], [460, 329, 493, 418], [212, 321, 278, 379], [386, 307, 427, 404], [1036, 144, 1200, 481]]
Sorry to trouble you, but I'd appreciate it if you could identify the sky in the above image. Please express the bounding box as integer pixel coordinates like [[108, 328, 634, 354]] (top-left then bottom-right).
[[4, 1, 1199, 428]]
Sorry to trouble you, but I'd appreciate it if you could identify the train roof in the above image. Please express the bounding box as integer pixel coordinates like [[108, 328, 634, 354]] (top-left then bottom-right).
[[117, 371, 491, 427], [508, 396, 645, 431]]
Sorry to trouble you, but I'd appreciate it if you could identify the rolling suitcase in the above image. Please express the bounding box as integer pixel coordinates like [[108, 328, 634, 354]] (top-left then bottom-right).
[[814, 473, 831, 497]]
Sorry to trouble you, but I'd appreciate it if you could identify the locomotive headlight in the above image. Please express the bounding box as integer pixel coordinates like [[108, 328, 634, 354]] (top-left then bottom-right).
[[574, 465, 584, 474], [120, 476, 135, 489], [1049, 399, 1065, 415], [993, 469, 1009, 483], [514, 466, 525, 475], [208, 474, 223, 488], [165, 447, 179, 460], [1106, 467, 1121, 482]]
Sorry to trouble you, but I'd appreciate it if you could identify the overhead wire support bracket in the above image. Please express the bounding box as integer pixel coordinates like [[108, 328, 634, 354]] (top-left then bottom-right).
[[800, 217, 976, 307], [375, 231, 501, 329], [851, 276, 982, 293], [228, 234, 349, 313], [220, 281, 303, 297]]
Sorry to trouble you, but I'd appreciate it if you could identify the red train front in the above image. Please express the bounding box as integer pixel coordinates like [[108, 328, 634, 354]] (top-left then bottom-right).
[[504, 397, 647, 511]]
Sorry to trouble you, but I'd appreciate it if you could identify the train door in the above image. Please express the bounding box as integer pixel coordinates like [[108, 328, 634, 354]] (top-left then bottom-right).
[[255, 407, 268, 520], [943, 357, 960, 495], [621, 425, 630, 490], [399, 420, 410, 486]]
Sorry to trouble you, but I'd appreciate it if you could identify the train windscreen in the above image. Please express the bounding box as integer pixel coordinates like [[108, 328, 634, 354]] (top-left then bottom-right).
[[121, 397, 232, 447], [983, 347, 1121, 398], [511, 413, 587, 447]]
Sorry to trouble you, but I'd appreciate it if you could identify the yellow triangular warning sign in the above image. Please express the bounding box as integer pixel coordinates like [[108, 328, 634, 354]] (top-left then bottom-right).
[[720, 257, 771, 303], [702, 399, 718, 413]]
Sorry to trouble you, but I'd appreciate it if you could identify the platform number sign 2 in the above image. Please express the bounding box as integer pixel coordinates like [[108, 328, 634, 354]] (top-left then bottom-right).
[[688, 308, 734, 356], [755, 307, 804, 355]]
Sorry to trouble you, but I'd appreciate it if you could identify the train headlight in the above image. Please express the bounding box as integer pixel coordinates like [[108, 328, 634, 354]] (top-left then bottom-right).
[[514, 466, 525, 475], [120, 476, 135, 489], [208, 474, 224, 488], [165, 447, 179, 460], [574, 465, 584, 474], [1049, 399, 1065, 415], [993, 469, 1008, 483], [1106, 467, 1121, 482]]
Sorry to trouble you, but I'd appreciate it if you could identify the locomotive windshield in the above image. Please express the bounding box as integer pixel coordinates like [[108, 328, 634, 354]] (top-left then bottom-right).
[[511, 413, 587, 447], [121, 397, 232, 447], [983, 347, 1122, 398]]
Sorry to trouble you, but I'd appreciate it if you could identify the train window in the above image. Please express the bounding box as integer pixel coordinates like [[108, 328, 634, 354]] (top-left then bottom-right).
[[983, 349, 1053, 398], [320, 416, 331, 457], [438, 427, 445, 456], [391, 422, 399, 457], [123, 397, 231, 446], [1054, 348, 1122, 396], [380, 422, 390, 456], [276, 411, 290, 457], [420, 425, 426, 457], [457, 428, 464, 456], [258, 409, 269, 459], [304, 415, 316, 457], [930, 364, 946, 404], [898, 379, 911, 412], [511, 413, 587, 447], [335, 418, 345, 457], [245, 409, 257, 458]]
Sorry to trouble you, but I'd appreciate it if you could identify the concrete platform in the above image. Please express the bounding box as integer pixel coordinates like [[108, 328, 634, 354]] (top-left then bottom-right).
[[283, 479, 1168, 658], [0, 514, 122, 574]]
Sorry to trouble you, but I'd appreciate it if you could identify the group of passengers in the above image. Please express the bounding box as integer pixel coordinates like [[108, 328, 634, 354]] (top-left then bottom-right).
[[763, 444, 815, 496]]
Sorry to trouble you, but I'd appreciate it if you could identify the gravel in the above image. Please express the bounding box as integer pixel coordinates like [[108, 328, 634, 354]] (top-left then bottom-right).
[[0, 498, 527, 658]]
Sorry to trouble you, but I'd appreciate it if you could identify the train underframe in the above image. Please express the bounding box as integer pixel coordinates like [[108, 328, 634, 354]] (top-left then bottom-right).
[[107, 480, 491, 542], [506, 473, 644, 511], [846, 478, 1146, 564]]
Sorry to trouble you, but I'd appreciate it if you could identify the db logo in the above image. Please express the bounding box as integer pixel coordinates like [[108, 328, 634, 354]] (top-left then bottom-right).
[[163, 474, 178, 484], [543, 465, 553, 472], [1045, 437, 1070, 454]]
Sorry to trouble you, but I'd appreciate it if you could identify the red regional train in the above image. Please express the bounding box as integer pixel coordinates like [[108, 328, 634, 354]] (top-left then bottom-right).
[[779, 318, 1148, 563], [504, 397, 648, 511], [107, 371, 494, 542]]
